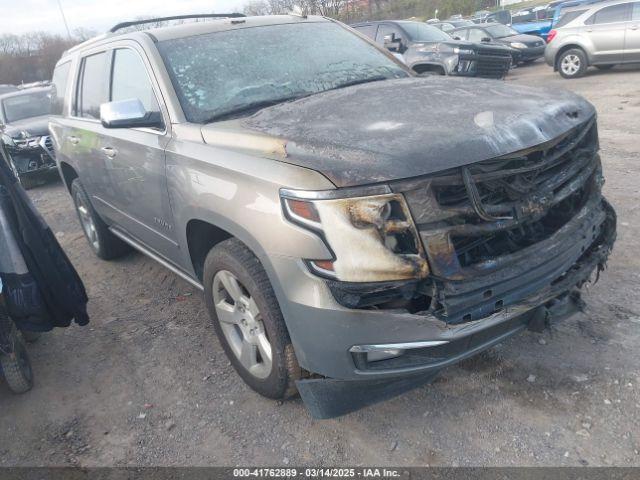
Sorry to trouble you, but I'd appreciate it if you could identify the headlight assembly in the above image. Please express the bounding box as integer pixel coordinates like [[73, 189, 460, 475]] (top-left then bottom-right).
[[281, 191, 429, 283], [510, 42, 527, 49]]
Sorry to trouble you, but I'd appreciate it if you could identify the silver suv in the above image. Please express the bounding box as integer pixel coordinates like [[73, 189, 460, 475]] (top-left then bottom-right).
[[545, 0, 640, 78], [50, 14, 616, 418]]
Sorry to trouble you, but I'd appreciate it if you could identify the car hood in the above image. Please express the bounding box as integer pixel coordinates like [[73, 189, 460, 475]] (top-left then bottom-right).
[[2, 115, 50, 139], [202, 76, 595, 188]]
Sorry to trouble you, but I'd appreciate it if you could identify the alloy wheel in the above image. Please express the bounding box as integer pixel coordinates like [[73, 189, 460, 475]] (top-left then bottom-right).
[[212, 270, 273, 379], [561, 54, 581, 76], [75, 192, 99, 251]]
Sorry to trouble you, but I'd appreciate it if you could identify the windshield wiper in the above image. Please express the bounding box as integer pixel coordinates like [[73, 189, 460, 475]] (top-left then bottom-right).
[[328, 76, 389, 92], [203, 95, 307, 123]]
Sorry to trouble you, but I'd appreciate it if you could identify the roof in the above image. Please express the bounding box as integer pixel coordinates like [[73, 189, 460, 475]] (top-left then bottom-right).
[[66, 15, 330, 55]]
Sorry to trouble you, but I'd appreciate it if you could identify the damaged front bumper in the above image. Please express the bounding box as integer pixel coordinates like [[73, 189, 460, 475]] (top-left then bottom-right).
[[275, 115, 616, 418], [3, 135, 57, 177]]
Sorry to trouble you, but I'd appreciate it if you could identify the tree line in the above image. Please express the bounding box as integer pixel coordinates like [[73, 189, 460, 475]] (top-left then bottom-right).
[[243, 0, 493, 23]]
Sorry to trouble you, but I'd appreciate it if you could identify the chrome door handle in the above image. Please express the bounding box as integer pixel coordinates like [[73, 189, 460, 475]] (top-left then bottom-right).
[[631, 25, 639, 30], [67, 136, 79, 145], [101, 147, 117, 158]]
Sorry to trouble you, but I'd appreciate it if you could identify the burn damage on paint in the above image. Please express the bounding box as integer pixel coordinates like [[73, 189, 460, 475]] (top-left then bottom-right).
[[249, 75, 616, 332]]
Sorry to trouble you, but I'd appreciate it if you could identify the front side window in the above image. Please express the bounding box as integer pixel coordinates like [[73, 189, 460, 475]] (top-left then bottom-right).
[[51, 61, 71, 116], [111, 49, 159, 113], [588, 3, 632, 24], [158, 22, 409, 123], [353, 24, 378, 39], [452, 29, 468, 40], [77, 52, 108, 119], [375, 24, 405, 43], [1, 90, 51, 123], [633, 1, 640, 19]]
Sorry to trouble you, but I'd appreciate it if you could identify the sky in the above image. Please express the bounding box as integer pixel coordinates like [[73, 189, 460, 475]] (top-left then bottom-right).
[[0, 0, 247, 36]]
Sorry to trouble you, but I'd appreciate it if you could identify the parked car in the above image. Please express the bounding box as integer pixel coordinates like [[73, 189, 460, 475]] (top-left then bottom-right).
[[0, 87, 57, 188], [545, 0, 640, 78], [351, 20, 513, 78], [430, 19, 475, 32], [451, 22, 546, 63], [0, 85, 18, 95], [51, 14, 615, 418]]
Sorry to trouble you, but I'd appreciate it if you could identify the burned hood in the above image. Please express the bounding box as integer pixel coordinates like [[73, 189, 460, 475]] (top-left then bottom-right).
[[241, 76, 595, 188], [2, 115, 50, 139]]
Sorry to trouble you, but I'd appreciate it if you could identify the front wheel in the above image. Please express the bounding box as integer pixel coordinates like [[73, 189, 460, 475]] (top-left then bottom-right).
[[203, 238, 301, 399], [557, 48, 587, 79]]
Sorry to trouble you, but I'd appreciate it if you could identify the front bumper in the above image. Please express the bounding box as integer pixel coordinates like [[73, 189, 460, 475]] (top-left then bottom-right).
[[4, 135, 57, 177], [515, 44, 546, 62]]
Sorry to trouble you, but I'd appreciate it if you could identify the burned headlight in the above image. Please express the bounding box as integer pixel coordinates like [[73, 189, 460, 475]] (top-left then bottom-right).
[[281, 191, 429, 283]]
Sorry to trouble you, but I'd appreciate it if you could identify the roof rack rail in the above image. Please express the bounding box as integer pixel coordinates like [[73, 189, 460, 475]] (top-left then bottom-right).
[[109, 13, 246, 33]]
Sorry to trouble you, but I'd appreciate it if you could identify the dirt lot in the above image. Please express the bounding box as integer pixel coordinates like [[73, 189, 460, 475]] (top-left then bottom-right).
[[1, 61, 639, 467]]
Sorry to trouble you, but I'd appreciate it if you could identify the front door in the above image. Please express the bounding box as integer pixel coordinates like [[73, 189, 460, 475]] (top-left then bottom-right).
[[97, 45, 178, 261], [584, 2, 632, 64]]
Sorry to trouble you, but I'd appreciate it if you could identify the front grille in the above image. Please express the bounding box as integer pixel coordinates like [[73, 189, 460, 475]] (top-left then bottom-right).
[[474, 49, 512, 78], [391, 116, 607, 324]]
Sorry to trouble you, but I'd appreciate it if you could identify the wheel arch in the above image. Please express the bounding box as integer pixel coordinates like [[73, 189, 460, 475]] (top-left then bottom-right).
[[58, 161, 78, 194], [411, 62, 447, 75]]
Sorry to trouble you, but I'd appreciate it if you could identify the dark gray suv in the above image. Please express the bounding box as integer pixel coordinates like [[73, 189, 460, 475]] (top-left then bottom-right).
[[50, 14, 616, 418]]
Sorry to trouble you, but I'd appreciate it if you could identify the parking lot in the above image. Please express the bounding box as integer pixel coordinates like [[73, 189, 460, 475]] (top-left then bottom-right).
[[1, 61, 639, 467]]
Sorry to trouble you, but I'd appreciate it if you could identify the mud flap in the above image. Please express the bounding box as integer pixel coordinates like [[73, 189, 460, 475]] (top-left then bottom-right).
[[297, 371, 439, 419]]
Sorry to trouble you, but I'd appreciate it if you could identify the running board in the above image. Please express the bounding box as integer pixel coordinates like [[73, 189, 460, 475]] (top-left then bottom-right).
[[109, 227, 204, 290]]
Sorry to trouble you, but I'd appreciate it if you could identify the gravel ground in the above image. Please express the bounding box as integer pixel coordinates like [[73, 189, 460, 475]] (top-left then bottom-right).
[[0, 61, 639, 467]]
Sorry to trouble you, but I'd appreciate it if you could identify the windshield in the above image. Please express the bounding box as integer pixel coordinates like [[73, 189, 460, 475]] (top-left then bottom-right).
[[401, 23, 452, 42], [484, 24, 519, 38], [157, 22, 409, 123], [2, 90, 50, 123]]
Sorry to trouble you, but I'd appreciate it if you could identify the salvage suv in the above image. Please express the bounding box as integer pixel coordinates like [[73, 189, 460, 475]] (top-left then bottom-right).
[[50, 14, 616, 418]]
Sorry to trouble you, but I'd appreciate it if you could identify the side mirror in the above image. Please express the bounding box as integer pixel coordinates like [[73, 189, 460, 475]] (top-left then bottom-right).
[[453, 36, 462, 40], [383, 33, 402, 52], [100, 99, 163, 129]]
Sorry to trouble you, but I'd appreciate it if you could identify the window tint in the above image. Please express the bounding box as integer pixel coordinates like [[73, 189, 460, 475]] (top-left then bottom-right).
[[589, 3, 632, 24], [556, 9, 588, 27], [375, 24, 404, 43], [51, 61, 71, 116], [77, 52, 108, 119], [633, 1, 640, 19], [111, 49, 159, 112], [353, 24, 377, 39], [467, 28, 487, 42]]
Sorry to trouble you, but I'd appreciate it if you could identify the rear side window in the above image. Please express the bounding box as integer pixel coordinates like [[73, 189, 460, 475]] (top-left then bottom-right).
[[556, 9, 588, 27], [353, 24, 377, 39], [110, 49, 159, 113], [51, 61, 71, 116], [77, 52, 108, 119], [587, 3, 632, 24]]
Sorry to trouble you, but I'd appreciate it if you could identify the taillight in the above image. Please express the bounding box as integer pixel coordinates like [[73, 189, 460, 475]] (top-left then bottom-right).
[[547, 30, 557, 43]]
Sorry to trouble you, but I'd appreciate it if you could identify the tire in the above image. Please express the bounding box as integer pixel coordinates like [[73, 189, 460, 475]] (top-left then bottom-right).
[[557, 48, 587, 79], [71, 178, 130, 260], [1, 333, 33, 394], [203, 238, 301, 399], [595, 64, 614, 70]]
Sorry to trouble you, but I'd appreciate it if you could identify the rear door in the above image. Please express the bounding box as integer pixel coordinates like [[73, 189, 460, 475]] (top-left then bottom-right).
[[98, 43, 178, 260], [583, 2, 633, 63], [624, 2, 640, 61]]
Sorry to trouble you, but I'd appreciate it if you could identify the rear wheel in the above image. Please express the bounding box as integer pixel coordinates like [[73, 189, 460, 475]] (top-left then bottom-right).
[[71, 178, 130, 260], [203, 238, 301, 399], [1, 332, 33, 394], [557, 48, 587, 79]]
